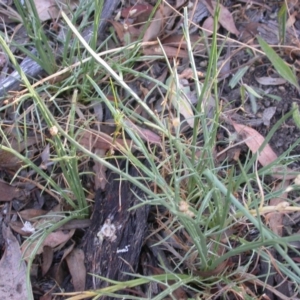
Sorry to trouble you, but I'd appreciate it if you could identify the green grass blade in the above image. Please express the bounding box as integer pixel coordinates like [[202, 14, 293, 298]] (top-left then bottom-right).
[[257, 36, 299, 90]]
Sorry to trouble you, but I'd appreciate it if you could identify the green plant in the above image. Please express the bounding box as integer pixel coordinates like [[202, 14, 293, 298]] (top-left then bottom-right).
[[1, 1, 300, 299]]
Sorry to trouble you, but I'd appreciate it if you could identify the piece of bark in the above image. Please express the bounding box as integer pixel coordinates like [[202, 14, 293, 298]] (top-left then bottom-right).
[[0, 0, 121, 99], [82, 162, 150, 298]]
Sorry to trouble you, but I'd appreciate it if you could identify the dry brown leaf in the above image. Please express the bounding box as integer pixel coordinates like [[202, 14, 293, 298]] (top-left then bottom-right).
[[0, 136, 38, 169], [108, 20, 141, 44], [19, 208, 47, 221], [9, 221, 34, 236], [203, 0, 239, 36], [77, 129, 131, 151], [202, 16, 217, 35], [143, 6, 164, 43], [143, 44, 189, 58], [286, 11, 297, 28], [0, 180, 23, 201], [54, 240, 75, 282], [162, 34, 199, 46], [233, 122, 278, 165], [232, 122, 296, 179], [34, 0, 78, 22], [40, 144, 51, 169], [265, 181, 290, 236], [108, 20, 126, 43], [43, 229, 75, 249], [179, 68, 204, 79], [51, 262, 68, 286], [143, 4, 173, 43], [124, 120, 162, 144], [145, 35, 201, 59], [22, 229, 75, 261], [57, 241, 75, 268], [0, 149, 21, 169], [160, 35, 206, 56], [42, 246, 53, 276], [66, 248, 86, 292], [121, 4, 153, 21], [0, 224, 30, 299]]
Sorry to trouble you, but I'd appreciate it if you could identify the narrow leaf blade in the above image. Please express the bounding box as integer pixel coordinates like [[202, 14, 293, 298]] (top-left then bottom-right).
[[257, 36, 299, 90]]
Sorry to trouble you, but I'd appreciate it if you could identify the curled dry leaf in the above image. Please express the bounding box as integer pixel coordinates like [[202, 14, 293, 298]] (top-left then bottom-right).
[[203, 0, 239, 36]]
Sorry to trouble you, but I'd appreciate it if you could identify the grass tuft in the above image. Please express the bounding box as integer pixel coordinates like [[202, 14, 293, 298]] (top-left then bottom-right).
[[1, 1, 300, 299]]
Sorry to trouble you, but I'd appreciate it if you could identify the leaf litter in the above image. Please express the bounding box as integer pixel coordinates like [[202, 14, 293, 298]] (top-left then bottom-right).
[[1, 0, 300, 299]]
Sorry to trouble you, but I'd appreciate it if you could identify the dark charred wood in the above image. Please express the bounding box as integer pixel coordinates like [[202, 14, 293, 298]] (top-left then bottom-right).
[[82, 162, 150, 299], [0, 0, 121, 99]]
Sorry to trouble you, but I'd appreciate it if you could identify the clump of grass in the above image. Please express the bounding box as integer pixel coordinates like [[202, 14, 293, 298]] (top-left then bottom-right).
[[1, 1, 300, 300]]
